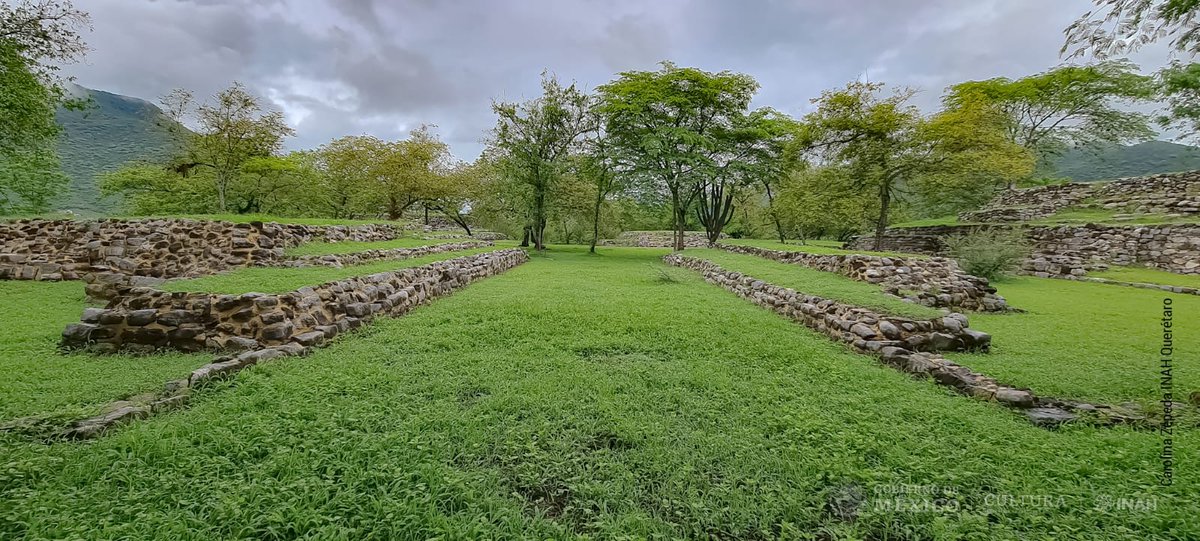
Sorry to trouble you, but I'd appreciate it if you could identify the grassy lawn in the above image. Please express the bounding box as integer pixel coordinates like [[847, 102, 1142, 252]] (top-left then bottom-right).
[[0, 281, 210, 424], [121, 213, 418, 227], [161, 246, 504, 294], [1090, 266, 1200, 289], [946, 276, 1199, 406], [685, 248, 943, 319], [722, 238, 925, 258], [1032, 207, 1200, 226], [889, 215, 962, 228], [0, 245, 1192, 539], [285, 237, 453, 257]]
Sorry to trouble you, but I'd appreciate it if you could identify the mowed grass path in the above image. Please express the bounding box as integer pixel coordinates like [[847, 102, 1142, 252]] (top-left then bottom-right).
[[0, 282, 210, 422], [687, 248, 943, 319], [947, 276, 1199, 406], [1, 246, 1193, 540], [162, 246, 503, 294]]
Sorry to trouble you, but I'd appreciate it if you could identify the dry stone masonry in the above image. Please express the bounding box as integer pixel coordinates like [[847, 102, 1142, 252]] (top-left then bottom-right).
[[0, 218, 407, 284], [959, 171, 1200, 223], [717, 244, 1010, 312], [62, 249, 528, 354], [664, 254, 1146, 427], [601, 230, 720, 248]]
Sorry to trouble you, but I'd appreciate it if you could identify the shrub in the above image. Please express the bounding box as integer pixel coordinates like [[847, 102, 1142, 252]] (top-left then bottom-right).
[[944, 228, 1031, 281]]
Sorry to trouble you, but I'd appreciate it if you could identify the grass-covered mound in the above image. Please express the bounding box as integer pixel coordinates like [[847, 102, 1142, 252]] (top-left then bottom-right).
[[1, 246, 1193, 539]]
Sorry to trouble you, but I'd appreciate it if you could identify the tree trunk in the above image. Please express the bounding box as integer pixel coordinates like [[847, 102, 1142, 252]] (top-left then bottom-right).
[[589, 185, 604, 254], [533, 180, 547, 251], [872, 181, 891, 252], [764, 183, 785, 244], [520, 225, 531, 247], [424, 205, 430, 225]]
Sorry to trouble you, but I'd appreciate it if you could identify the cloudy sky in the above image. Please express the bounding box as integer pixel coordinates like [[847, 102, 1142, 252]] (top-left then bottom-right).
[[64, 0, 1174, 160]]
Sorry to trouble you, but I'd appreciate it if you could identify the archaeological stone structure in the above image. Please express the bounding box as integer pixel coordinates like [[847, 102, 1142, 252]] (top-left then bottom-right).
[[664, 254, 1143, 427], [601, 230, 720, 248], [0, 218, 407, 284], [61, 249, 528, 354], [959, 171, 1200, 223], [717, 244, 1009, 312]]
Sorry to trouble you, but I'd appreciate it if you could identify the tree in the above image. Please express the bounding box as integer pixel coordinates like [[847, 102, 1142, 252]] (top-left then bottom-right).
[[597, 62, 760, 251], [372, 126, 449, 220], [804, 82, 1031, 250], [489, 73, 591, 250], [1064, 0, 1200, 59], [314, 136, 376, 219], [944, 61, 1156, 178], [425, 160, 487, 235], [775, 166, 877, 243], [577, 107, 622, 253], [232, 153, 321, 215], [162, 83, 295, 213], [0, 1, 89, 213], [1158, 61, 1200, 140], [99, 162, 214, 215]]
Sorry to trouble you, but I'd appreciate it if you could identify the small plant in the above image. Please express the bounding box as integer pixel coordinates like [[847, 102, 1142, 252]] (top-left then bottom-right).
[[652, 265, 683, 284], [944, 228, 1031, 281]]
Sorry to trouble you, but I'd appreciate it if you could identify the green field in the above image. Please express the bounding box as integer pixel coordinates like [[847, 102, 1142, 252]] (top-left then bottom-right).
[[1, 245, 1194, 539], [162, 246, 504, 294], [948, 276, 1199, 406], [1090, 265, 1200, 289], [0, 281, 210, 424]]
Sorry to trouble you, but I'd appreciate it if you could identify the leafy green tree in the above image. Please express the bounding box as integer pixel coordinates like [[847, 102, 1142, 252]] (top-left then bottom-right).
[[425, 160, 487, 235], [0, 1, 89, 213], [372, 126, 450, 220], [775, 166, 877, 242], [1158, 61, 1200, 140], [1064, 0, 1200, 59], [314, 136, 377, 219], [597, 62, 760, 251], [99, 162, 214, 215], [804, 82, 1032, 249], [944, 61, 1156, 176], [233, 153, 321, 215], [489, 73, 591, 250], [161, 83, 295, 213]]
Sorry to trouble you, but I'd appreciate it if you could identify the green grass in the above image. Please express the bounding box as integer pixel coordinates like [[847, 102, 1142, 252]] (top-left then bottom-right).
[[120, 214, 418, 227], [685, 248, 943, 319], [161, 247, 504, 295], [0, 281, 210, 424], [0, 245, 1193, 539], [1033, 207, 1200, 226], [723, 238, 927, 258], [285, 237, 453, 257], [947, 276, 1199, 406], [1090, 266, 1200, 289], [890, 215, 963, 228]]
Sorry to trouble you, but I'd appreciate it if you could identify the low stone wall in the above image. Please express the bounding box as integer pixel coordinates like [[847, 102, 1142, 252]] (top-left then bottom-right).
[[664, 254, 1144, 427], [601, 231, 719, 248], [665, 254, 991, 353], [717, 244, 1009, 312], [849, 223, 1200, 275], [62, 249, 528, 354], [0, 218, 407, 283], [959, 171, 1200, 223], [277, 241, 491, 268]]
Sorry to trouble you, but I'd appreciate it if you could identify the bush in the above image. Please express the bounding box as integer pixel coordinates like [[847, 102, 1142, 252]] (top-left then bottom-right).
[[944, 228, 1031, 281]]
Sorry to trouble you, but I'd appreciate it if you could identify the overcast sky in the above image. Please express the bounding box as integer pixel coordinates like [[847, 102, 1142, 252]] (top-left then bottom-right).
[[64, 0, 1175, 160]]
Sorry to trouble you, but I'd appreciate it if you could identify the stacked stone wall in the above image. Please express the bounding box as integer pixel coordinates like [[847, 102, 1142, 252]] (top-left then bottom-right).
[[717, 244, 1009, 312], [61, 249, 528, 354], [959, 171, 1200, 223], [601, 231, 719, 248], [278, 241, 491, 268], [0, 218, 407, 283]]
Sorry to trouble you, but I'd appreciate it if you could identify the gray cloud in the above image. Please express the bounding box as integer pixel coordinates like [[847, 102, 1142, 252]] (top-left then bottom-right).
[[64, 0, 1175, 159]]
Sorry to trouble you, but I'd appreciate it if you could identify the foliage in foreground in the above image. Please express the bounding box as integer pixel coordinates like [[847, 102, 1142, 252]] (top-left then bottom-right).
[[944, 228, 1032, 281], [0, 246, 1193, 540]]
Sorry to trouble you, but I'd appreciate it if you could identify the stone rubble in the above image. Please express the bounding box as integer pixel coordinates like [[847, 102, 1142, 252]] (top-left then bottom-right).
[[959, 171, 1200, 223]]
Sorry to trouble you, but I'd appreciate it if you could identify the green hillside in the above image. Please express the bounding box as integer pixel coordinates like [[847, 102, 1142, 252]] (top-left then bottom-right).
[[55, 85, 187, 215], [1050, 140, 1200, 181]]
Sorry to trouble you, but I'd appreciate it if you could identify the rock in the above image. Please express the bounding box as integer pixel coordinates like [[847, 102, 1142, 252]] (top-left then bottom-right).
[[994, 388, 1035, 408], [260, 322, 294, 342], [877, 320, 901, 339], [849, 323, 878, 339], [1026, 407, 1077, 427], [61, 323, 96, 345], [126, 309, 159, 326], [292, 330, 325, 347]]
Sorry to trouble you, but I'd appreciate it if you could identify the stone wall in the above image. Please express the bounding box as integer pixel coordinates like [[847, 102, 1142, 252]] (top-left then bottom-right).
[[601, 231, 719, 248], [61, 249, 528, 353], [849, 223, 1200, 275], [0, 218, 407, 283], [717, 244, 1009, 312], [959, 171, 1200, 223], [665, 254, 991, 353], [664, 254, 1144, 427], [278, 241, 491, 268]]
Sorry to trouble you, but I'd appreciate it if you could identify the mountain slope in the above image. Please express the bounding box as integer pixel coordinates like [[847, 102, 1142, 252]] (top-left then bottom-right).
[[1050, 140, 1200, 181], [55, 85, 188, 214]]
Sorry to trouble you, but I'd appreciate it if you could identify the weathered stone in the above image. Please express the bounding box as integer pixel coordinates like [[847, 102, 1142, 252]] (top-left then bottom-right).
[[994, 388, 1035, 408], [126, 309, 159, 326], [1026, 407, 1077, 427]]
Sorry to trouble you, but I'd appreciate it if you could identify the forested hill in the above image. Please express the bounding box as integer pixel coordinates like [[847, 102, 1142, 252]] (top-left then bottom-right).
[[1050, 140, 1200, 181], [55, 84, 188, 214]]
